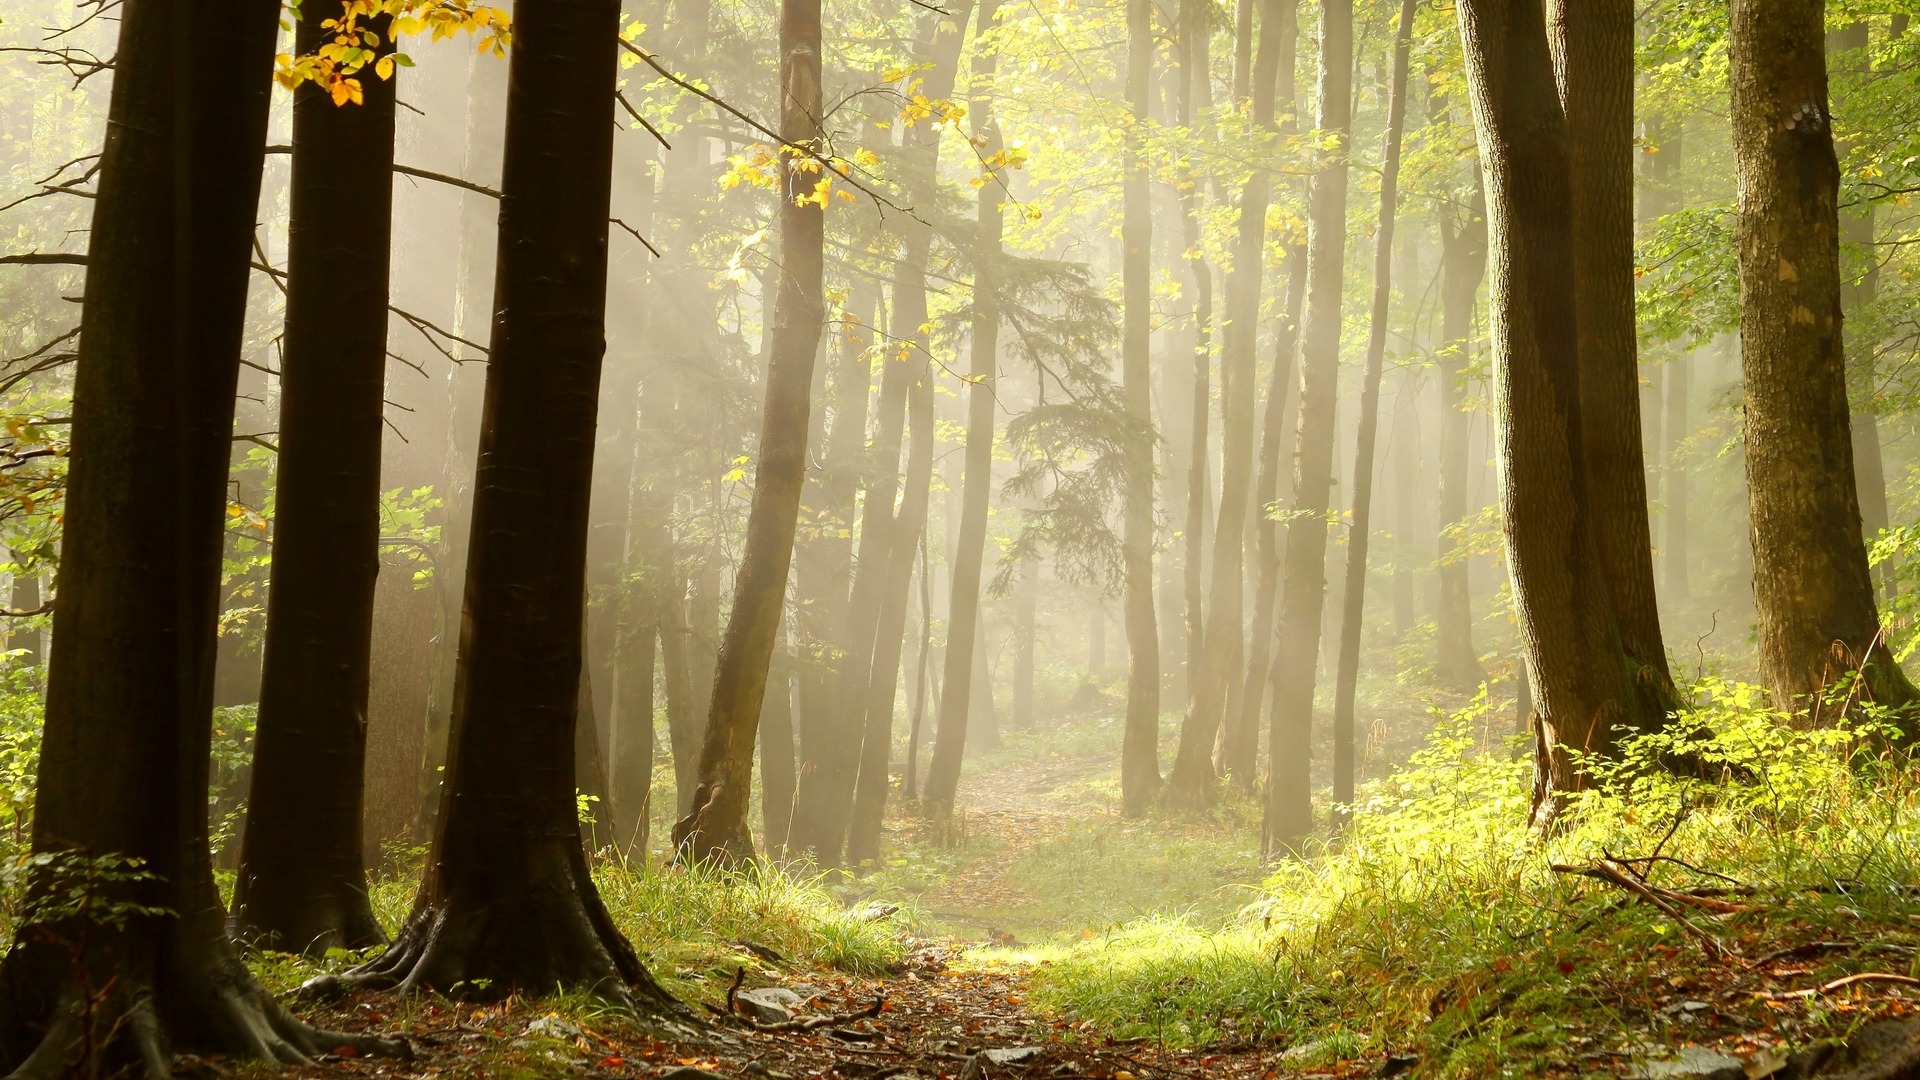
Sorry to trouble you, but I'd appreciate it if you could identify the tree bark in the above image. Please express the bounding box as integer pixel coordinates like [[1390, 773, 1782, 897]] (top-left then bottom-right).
[[232, 4, 396, 954], [1119, 0, 1163, 817], [1265, 0, 1352, 854], [1549, 0, 1675, 721], [1729, 0, 1916, 724], [1329, 0, 1415, 819], [674, 0, 827, 866], [923, 0, 1007, 822], [1451, 0, 1649, 830], [347, 0, 674, 1002], [905, 536, 933, 798], [0, 0, 394, 1071]]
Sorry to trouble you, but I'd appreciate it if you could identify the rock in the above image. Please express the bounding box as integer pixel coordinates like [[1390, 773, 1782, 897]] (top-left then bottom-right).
[[1376, 1052, 1420, 1077], [1777, 1018, 1920, 1079], [983, 1047, 1043, 1066], [735, 986, 804, 1024], [1281, 1040, 1331, 1064], [1626, 1046, 1745, 1080], [660, 1069, 730, 1080]]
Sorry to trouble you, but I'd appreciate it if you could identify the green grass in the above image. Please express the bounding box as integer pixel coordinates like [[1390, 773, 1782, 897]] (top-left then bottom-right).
[[1021, 684, 1920, 1074]]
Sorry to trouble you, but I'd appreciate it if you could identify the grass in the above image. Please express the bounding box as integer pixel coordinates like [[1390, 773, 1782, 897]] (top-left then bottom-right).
[[1020, 683, 1920, 1075]]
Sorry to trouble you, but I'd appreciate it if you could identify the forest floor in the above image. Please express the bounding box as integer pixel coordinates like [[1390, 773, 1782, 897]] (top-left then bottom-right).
[[263, 700, 1920, 1080]]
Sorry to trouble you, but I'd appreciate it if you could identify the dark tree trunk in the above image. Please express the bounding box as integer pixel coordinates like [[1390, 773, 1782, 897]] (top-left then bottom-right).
[[923, 0, 1006, 821], [0, 0, 394, 1071], [1330, 0, 1416, 818], [1165, 0, 1290, 814], [674, 0, 827, 865], [1452, 0, 1649, 829], [348, 0, 674, 1002], [1729, 0, 1916, 723], [1265, 0, 1353, 855], [1435, 179, 1487, 690], [1120, 0, 1163, 816], [1550, 0, 1675, 721], [232, 4, 396, 954]]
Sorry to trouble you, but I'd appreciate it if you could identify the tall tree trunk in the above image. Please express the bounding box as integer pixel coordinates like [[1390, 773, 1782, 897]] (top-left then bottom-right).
[[1641, 116, 1689, 603], [1165, 0, 1289, 813], [1729, 0, 1916, 723], [1829, 23, 1890, 567], [906, 536, 934, 799], [675, 0, 827, 865], [759, 624, 797, 859], [613, 611, 658, 859], [1451, 0, 1649, 830], [1178, 0, 1215, 720], [350, 0, 674, 1002], [1434, 177, 1487, 689], [1120, 0, 1163, 816], [923, 0, 1006, 821], [232, 4, 395, 955], [1330, 0, 1416, 818], [1550, 0, 1675, 720], [1265, 0, 1353, 854], [0, 0, 394, 1069], [7, 563, 39, 665]]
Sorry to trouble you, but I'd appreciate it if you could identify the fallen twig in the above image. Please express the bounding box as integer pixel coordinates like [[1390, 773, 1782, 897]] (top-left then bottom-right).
[[724, 967, 885, 1033], [1763, 972, 1920, 1000], [1551, 860, 1733, 957]]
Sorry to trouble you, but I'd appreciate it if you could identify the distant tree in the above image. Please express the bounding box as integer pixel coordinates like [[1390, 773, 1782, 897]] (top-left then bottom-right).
[[346, 0, 676, 999], [0, 0, 395, 1069], [1433, 174, 1487, 692], [675, 0, 829, 865], [1267, 0, 1353, 854], [231, 2, 397, 956], [1728, 0, 1917, 726]]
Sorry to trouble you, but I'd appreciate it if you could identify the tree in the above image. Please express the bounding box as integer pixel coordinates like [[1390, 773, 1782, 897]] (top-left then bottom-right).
[[1330, 0, 1416, 817], [1550, 0, 1675, 721], [1728, 0, 1917, 724], [924, 0, 1007, 822], [673, 0, 828, 865], [0, 0, 396, 1070], [1265, 0, 1352, 853], [1175, 0, 1215, 724], [1118, 0, 1162, 816], [1434, 177, 1487, 691], [345, 0, 675, 1000], [1451, 0, 1647, 828], [230, 3, 396, 956]]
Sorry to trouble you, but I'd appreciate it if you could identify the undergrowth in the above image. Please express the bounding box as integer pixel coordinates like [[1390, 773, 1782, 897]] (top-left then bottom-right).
[[1025, 682, 1920, 1074]]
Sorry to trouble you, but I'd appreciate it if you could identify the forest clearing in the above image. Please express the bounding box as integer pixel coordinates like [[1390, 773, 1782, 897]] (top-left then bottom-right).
[[6, 0, 1920, 1076]]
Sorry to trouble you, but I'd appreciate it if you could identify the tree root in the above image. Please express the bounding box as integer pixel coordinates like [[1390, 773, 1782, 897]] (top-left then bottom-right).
[[723, 967, 884, 1033]]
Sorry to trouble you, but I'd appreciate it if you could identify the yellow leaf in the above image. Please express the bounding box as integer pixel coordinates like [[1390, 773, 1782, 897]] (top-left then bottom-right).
[[375, 55, 396, 81]]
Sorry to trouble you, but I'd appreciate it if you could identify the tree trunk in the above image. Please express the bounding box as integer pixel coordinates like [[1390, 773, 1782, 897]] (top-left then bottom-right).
[[1452, 0, 1649, 830], [905, 536, 933, 799], [1120, 0, 1163, 817], [759, 624, 797, 859], [923, 0, 1006, 822], [1165, 0, 1290, 814], [1435, 179, 1488, 691], [1729, 0, 1916, 723], [1265, 0, 1353, 854], [1177, 0, 1214, 724], [1550, 0, 1675, 720], [348, 0, 674, 1003], [1641, 116, 1689, 603], [674, 0, 827, 865], [1330, 0, 1416, 819], [362, 553, 435, 870], [0, 0, 395, 1070], [612, 614, 657, 859], [232, 5, 396, 955], [7, 563, 39, 664], [1829, 23, 1889, 562]]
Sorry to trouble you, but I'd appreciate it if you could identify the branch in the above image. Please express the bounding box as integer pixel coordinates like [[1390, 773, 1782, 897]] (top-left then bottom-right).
[[615, 90, 673, 149], [0, 253, 87, 267], [264, 146, 502, 199], [0, 601, 52, 618], [610, 217, 661, 258]]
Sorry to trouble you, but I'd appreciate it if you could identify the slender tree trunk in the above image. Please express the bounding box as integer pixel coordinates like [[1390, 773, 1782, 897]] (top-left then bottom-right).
[[7, 564, 39, 665], [1452, 0, 1650, 829], [1434, 178, 1487, 690], [905, 537, 933, 798], [232, 4, 395, 955], [759, 623, 797, 859], [1829, 23, 1889, 560], [1330, 0, 1416, 819], [923, 0, 1006, 821], [613, 615, 657, 859], [1265, 0, 1353, 854], [1166, 0, 1289, 813], [675, 0, 827, 865], [350, 0, 674, 1002], [1550, 0, 1675, 720], [1178, 0, 1215, 720], [1120, 0, 1163, 816], [1729, 0, 1916, 724], [0, 0, 394, 1069]]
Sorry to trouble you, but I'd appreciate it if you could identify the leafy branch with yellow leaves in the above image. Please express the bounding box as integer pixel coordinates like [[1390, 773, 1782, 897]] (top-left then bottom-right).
[[274, 0, 511, 107]]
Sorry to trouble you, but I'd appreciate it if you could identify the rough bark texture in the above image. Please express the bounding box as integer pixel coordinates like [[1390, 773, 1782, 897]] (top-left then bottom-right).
[[346, 0, 674, 1002], [1119, 0, 1163, 817], [1164, 0, 1288, 814], [675, 0, 827, 866], [1435, 181, 1488, 691], [1729, 0, 1917, 723], [1549, 0, 1675, 721], [1453, 0, 1647, 828], [1330, 0, 1416, 817], [0, 1, 397, 1072], [231, 4, 395, 956], [923, 0, 1007, 822], [1265, 0, 1352, 855]]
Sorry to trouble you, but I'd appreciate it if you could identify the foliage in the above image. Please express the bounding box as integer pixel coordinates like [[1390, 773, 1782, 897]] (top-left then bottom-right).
[[275, 0, 509, 105]]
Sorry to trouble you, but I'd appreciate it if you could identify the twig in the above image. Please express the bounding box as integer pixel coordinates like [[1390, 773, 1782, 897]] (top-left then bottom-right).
[[265, 146, 503, 199], [0, 253, 88, 267], [614, 90, 672, 149], [1551, 860, 1731, 957], [1763, 972, 1920, 1000], [0, 602, 52, 618], [610, 217, 662, 258]]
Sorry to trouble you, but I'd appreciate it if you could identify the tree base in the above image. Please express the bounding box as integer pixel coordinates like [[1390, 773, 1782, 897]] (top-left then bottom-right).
[[1157, 758, 1217, 814]]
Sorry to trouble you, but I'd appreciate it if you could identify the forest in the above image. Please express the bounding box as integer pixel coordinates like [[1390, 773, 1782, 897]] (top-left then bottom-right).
[[2, 0, 1920, 1076]]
